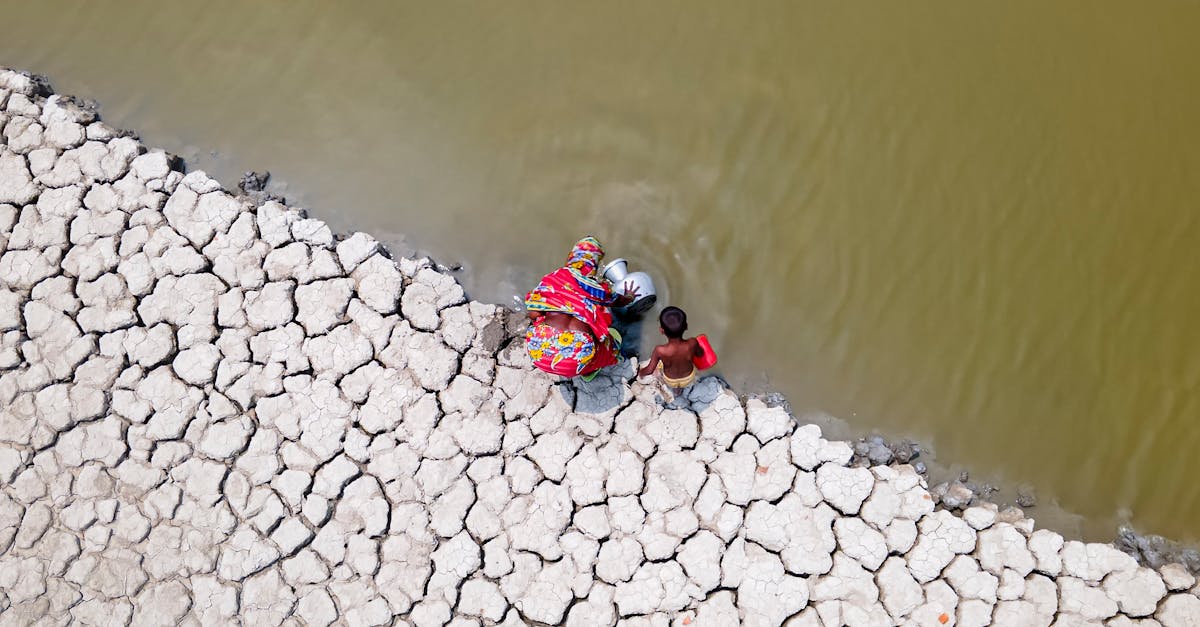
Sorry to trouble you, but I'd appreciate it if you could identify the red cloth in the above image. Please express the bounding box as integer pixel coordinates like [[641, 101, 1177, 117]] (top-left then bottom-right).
[[524, 238, 621, 377]]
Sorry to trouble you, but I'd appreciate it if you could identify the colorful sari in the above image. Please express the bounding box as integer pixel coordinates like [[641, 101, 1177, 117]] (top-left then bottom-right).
[[524, 237, 622, 377]]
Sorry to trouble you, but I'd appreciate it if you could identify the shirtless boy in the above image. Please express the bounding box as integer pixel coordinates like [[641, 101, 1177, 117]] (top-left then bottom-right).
[[638, 306, 702, 391]]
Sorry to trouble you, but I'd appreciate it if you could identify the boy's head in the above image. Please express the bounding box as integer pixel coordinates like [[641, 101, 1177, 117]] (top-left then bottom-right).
[[659, 306, 687, 339]]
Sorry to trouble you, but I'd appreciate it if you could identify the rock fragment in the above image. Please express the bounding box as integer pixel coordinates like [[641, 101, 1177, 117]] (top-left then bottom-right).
[[352, 253, 403, 315]]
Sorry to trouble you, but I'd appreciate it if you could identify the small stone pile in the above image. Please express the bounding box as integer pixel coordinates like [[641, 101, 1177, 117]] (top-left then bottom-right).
[[1, 67, 1198, 626]]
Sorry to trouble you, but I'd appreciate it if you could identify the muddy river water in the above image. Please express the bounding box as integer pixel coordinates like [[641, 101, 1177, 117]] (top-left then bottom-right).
[[4, 1, 1199, 541]]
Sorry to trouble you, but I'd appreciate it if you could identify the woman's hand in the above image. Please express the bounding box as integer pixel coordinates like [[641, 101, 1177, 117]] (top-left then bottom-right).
[[614, 281, 641, 307]]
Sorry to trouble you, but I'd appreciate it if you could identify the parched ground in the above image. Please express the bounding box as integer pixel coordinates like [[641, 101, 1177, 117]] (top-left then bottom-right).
[[1, 67, 1199, 626]]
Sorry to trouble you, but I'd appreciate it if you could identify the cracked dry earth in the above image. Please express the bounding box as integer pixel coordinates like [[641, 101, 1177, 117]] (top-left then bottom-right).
[[1, 67, 1199, 627]]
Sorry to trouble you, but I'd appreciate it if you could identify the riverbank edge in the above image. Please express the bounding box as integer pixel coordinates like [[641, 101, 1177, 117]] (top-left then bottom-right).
[[1, 66, 1198, 625]]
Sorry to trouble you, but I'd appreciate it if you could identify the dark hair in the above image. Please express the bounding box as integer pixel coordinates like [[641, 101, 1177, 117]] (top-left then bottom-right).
[[659, 306, 687, 339]]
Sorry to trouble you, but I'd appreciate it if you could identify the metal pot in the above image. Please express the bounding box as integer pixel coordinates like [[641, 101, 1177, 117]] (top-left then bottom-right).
[[602, 258, 631, 283], [602, 258, 657, 315]]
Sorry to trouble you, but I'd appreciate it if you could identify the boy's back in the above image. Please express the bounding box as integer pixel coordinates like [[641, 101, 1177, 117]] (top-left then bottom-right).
[[649, 338, 701, 379], [638, 306, 702, 389]]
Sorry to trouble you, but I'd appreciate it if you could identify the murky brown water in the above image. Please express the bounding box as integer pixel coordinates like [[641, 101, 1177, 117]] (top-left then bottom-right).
[[5, 1, 1200, 541]]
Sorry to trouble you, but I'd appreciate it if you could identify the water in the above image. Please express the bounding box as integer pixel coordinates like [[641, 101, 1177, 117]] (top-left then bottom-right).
[[4, 0, 1199, 541]]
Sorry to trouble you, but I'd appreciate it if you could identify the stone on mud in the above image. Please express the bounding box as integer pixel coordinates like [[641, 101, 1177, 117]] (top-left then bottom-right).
[[353, 253, 403, 315]]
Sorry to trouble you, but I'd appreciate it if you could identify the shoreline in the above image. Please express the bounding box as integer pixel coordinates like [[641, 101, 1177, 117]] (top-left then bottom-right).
[[2, 66, 1198, 625]]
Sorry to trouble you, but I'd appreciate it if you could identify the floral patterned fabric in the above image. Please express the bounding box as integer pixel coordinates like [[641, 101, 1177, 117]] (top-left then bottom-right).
[[524, 237, 622, 377], [524, 323, 599, 376], [565, 236, 604, 276]]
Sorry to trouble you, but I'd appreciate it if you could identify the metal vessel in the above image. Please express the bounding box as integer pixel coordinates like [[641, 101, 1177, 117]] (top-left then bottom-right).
[[602, 258, 657, 315]]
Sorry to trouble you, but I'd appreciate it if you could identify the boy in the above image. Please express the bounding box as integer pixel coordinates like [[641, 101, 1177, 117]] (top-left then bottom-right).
[[638, 306, 703, 394]]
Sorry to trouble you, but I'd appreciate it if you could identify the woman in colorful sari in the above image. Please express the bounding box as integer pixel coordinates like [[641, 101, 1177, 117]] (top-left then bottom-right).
[[524, 237, 639, 379]]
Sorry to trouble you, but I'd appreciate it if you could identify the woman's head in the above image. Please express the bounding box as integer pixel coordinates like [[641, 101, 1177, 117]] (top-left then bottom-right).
[[659, 306, 688, 338], [566, 236, 604, 277]]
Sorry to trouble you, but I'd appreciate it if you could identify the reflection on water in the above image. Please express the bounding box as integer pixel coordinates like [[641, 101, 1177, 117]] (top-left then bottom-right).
[[4, 0, 1200, 541]]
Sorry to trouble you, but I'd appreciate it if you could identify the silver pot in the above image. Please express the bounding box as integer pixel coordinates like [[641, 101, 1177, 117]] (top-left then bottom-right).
[[602, 258, 657, 315]]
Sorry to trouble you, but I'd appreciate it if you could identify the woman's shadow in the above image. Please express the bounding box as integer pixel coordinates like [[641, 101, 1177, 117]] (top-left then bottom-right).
[[613, 312, 647, 362]]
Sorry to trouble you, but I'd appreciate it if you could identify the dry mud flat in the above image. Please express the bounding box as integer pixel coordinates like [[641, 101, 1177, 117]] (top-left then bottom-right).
[[1, 67, 1199, 627]]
